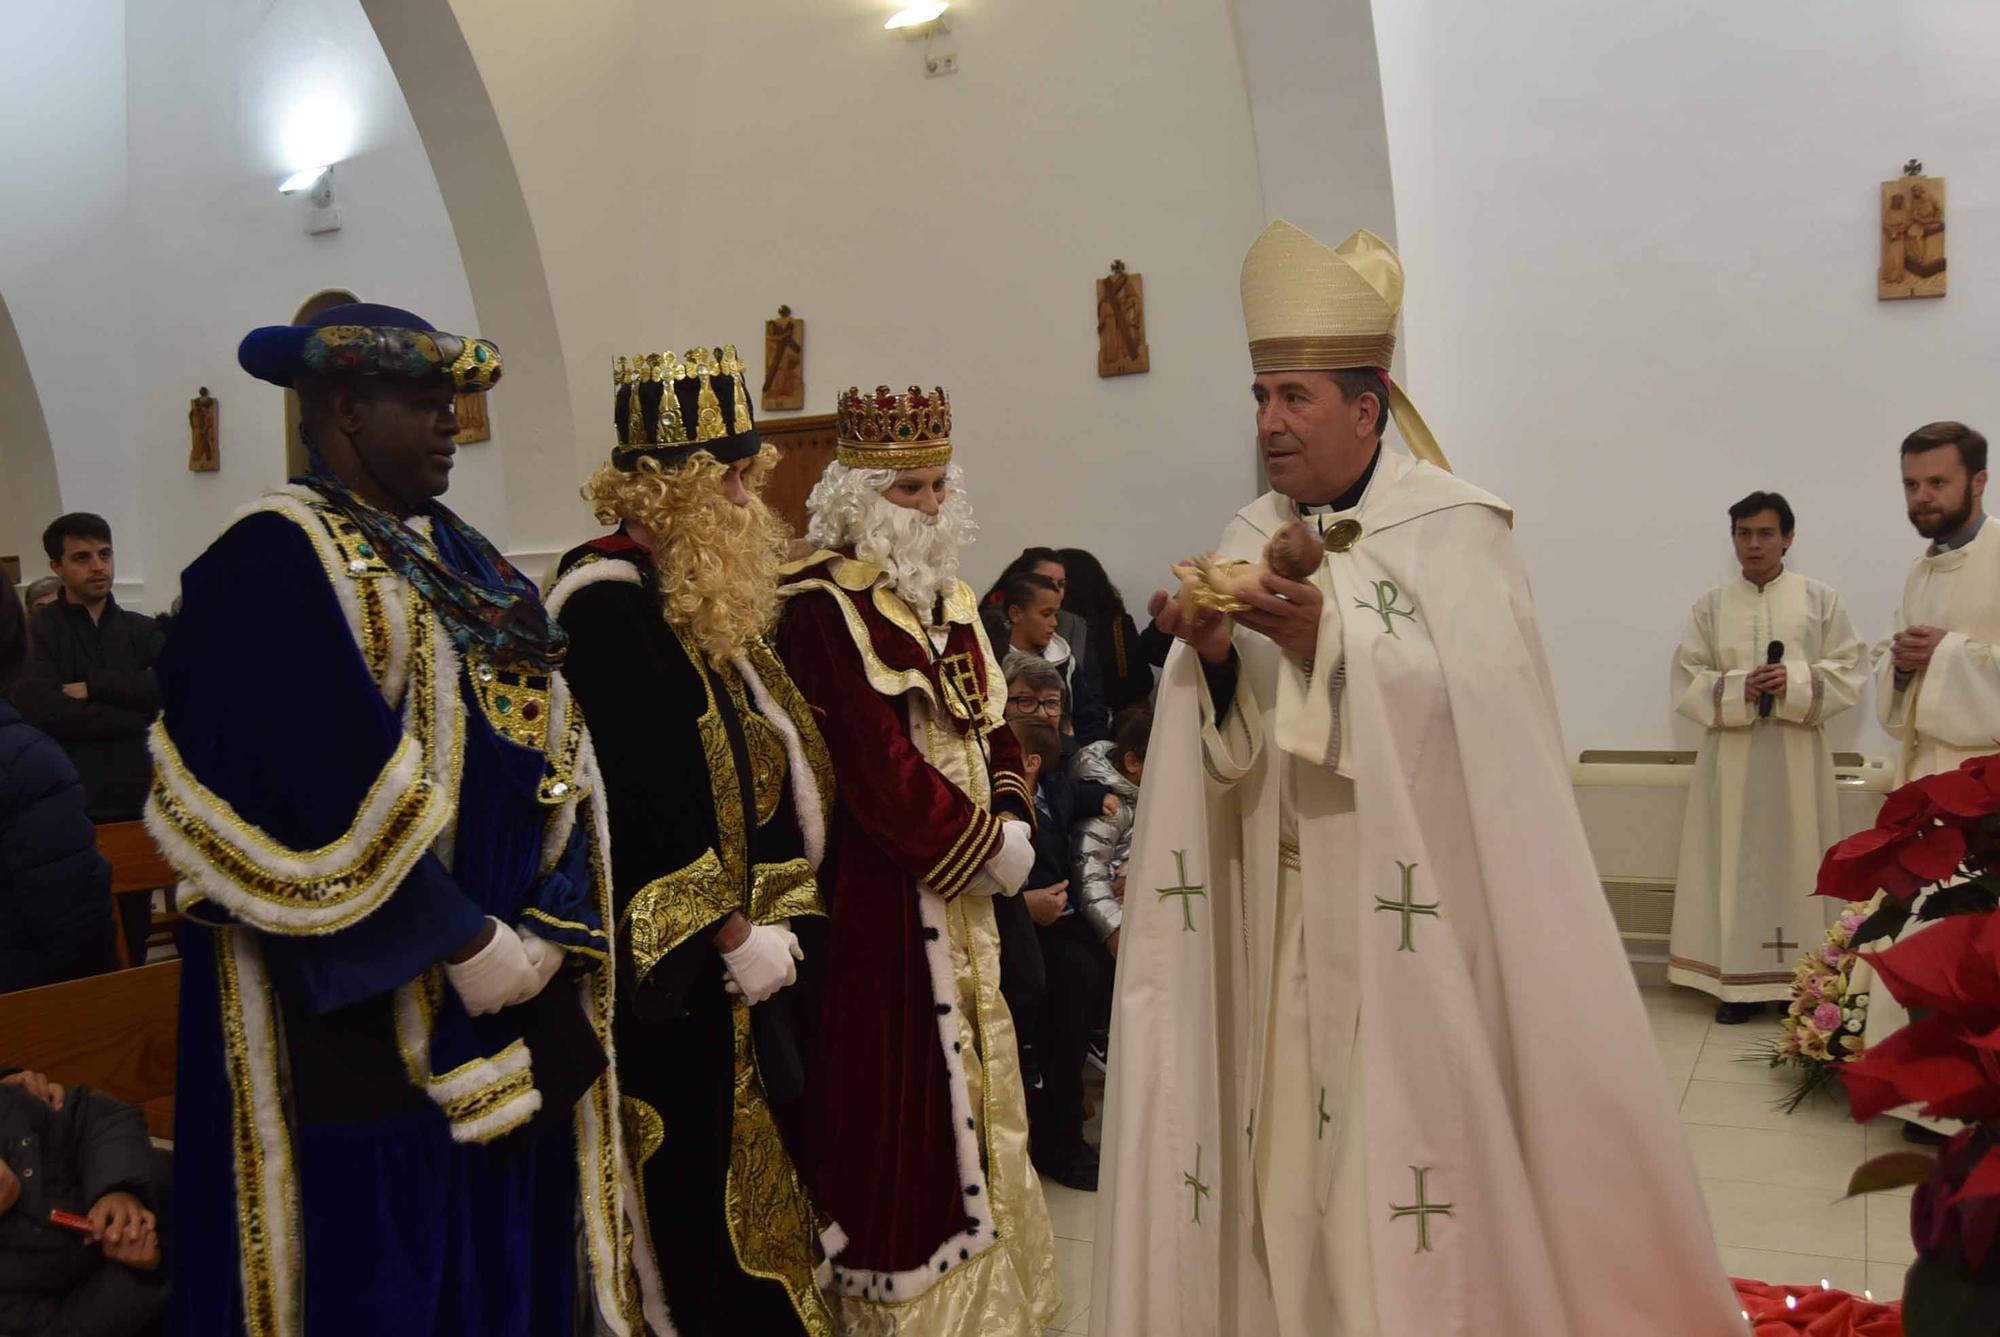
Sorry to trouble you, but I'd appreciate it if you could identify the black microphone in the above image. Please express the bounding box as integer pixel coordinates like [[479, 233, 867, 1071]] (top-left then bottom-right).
[[1758, 640, 1784, 718]]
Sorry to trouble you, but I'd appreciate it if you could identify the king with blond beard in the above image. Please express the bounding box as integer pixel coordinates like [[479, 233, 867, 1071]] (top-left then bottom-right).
[[774, 385, 1059, 1336], [550, 348, 839, 1337]]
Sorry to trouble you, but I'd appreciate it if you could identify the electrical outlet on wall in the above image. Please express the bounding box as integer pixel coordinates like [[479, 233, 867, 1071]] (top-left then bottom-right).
[[925, 50, 957, 77]]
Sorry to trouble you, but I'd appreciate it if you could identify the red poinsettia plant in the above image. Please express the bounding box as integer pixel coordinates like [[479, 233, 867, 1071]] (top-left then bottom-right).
[[1817, 753, 2000, 1333]]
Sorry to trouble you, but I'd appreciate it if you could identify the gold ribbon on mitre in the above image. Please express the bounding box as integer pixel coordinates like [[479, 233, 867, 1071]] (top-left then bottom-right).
[[1240, 220, 1451, 473]]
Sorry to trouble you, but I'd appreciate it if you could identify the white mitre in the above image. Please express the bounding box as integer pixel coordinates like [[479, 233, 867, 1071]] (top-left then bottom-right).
[[1240, 220, 1450, 472]]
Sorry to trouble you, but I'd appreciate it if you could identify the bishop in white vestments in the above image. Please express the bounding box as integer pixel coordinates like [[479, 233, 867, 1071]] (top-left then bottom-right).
[[1667, 492, 1866, 1021], [1091, 222, 1742, 1337], [1861, 422, 1999, 1134]]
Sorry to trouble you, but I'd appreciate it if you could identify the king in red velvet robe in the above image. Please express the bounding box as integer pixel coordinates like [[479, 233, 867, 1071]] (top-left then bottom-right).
[[775, 549, 1060, 1334]]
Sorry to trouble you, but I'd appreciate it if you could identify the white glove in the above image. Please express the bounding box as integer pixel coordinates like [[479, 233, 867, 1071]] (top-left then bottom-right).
[[721, 920, 803, 1005], [445, 917, 546, 1017], [968, 821, 1035, 898], [519, 928, 567, 994]]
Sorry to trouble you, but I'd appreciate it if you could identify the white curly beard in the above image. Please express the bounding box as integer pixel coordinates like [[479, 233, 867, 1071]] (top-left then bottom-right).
[[805, 463, 978, 621]]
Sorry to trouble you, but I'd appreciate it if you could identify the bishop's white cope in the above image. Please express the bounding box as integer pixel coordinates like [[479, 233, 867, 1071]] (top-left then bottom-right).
[[1092, 450, 1742, 1337]]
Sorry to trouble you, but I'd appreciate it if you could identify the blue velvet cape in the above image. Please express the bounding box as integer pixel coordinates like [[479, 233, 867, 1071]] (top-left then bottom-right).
[[152, 493, 630, 1336]]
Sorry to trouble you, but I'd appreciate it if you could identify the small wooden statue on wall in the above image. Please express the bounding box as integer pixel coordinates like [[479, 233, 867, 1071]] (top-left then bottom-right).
[[763, 305, 805, 412], [187, 386, 220, 472], [1097, 260, 1149, 377], [454, 391, 491, 444], [1880, 159, 1947, 301]]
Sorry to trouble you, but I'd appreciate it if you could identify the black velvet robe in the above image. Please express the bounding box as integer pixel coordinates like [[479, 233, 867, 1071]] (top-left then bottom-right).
[[552, 537, 835, 1337]]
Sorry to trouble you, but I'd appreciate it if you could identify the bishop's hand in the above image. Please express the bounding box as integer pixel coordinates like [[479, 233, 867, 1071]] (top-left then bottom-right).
[[1231, 571, 1324, 663], [1149, 586, 1234, 665]]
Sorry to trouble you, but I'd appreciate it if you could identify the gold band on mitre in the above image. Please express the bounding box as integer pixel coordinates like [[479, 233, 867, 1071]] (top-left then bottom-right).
[[1247, 333, 1399, 374], [1241, 221, 1450, 472], [834, 385, 953, 471]]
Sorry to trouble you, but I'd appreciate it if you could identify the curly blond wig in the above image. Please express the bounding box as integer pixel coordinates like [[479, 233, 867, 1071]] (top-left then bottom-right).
[[583, 446, 790, 668]]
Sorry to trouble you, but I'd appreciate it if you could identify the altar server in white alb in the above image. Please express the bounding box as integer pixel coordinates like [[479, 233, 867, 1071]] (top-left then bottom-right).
[[1862, 420, 1999, 1137], [1667, 490, 1866, 1025], [1091, 220, 1742, 1337], [1874, 421, 2000, 783]]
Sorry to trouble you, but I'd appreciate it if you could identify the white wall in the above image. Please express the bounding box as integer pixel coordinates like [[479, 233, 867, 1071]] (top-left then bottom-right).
[[0, 2, 137, 590], [0, 296, 63, 585], [1, 0, 496, 609], [443, 0, 1270, 606], [1231, 0, 1398, 254], [1372, 0, 2000, 755], [666, 0, 1270, 606]]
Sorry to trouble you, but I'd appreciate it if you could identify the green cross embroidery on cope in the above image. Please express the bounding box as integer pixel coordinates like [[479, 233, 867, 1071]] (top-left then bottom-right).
[[1183, 1144, 1212, 1225], [1374, 860, 1441, 952], [1389, 1165, 1455, 1255], [1355, 579, 1418, 637], [1317, 1087, 1331, 1141], [1156, 849, 1207, 933]]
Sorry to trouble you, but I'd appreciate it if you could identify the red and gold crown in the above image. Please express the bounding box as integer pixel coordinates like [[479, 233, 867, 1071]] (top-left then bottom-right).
[[834, 384, 953, 470]]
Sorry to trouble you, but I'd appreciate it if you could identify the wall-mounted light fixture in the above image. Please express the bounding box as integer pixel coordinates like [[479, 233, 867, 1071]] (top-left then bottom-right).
[[886, 2, 948, 34], [280, 165, 342, 236], [886, 2, 955, 77], [279, 165, 330, 199]]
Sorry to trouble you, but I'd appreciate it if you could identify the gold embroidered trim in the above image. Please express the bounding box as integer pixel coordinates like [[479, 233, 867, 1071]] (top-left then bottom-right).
[[777, 575, 998, 726], [932, 809, 1002, 900], [750, 858, 823, 924], [1279, 838, 1302, 871], [521, 906, 609, 942], [873, 583, 929, 652], [620, 1096, 665, 1169], [215, 929, 300, 1337], [435, 1047, 538, 1133], [725, 1002, 839, 1336], [469, 663, 553, 747], [962, 613, 1010, 731], [992, 773, 1033, 810], [149, 729, 445, 934], [724, 668, 790, 825], [926, 812, 984, 887], [745, 637, 836, 815], [576, 774, 645, 1330], [625, 847, 735, 980], [681, 636, 752, 899]]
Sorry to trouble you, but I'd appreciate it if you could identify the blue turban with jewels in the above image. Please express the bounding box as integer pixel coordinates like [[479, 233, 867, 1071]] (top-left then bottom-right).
[[238, 302, 502, 393]]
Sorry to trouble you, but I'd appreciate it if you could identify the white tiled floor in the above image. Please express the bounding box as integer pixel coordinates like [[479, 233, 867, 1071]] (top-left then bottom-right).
[[1040, 984, 1924, 1332]]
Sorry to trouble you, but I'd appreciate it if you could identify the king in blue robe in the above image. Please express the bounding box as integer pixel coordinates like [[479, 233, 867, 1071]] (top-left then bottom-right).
[[148, 305, 645, 1336]]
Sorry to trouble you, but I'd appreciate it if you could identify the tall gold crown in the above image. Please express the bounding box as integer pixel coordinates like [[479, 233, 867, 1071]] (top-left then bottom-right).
[[610, 344, 759, 470], [834, 384, 953, 470]]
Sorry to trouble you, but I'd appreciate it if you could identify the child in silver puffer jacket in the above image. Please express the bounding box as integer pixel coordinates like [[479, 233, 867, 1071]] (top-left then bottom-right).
[[1067, 707, 1150, 951]]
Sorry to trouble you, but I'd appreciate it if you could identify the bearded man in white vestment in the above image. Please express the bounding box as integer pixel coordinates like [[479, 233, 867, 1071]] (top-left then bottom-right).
[[1667, 490, 1866, 1024], [1090, 222, 1741, 1337], [1862, 421, 1999, 1140]]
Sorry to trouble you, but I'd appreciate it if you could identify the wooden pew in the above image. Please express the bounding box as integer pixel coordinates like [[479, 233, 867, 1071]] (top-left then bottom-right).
[[94, 820, 180, 968], [0, 959, 180, 1138]]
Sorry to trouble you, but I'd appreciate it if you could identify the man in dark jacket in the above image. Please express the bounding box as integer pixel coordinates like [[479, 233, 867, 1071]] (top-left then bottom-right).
[[15, 514, 164, 824], [0, 1070, 167, 1337], [0, 580, 117, 994]]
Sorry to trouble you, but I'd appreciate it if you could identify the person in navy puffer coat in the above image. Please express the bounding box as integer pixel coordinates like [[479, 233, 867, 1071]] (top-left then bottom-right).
[[0, 579, 116, 994]]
